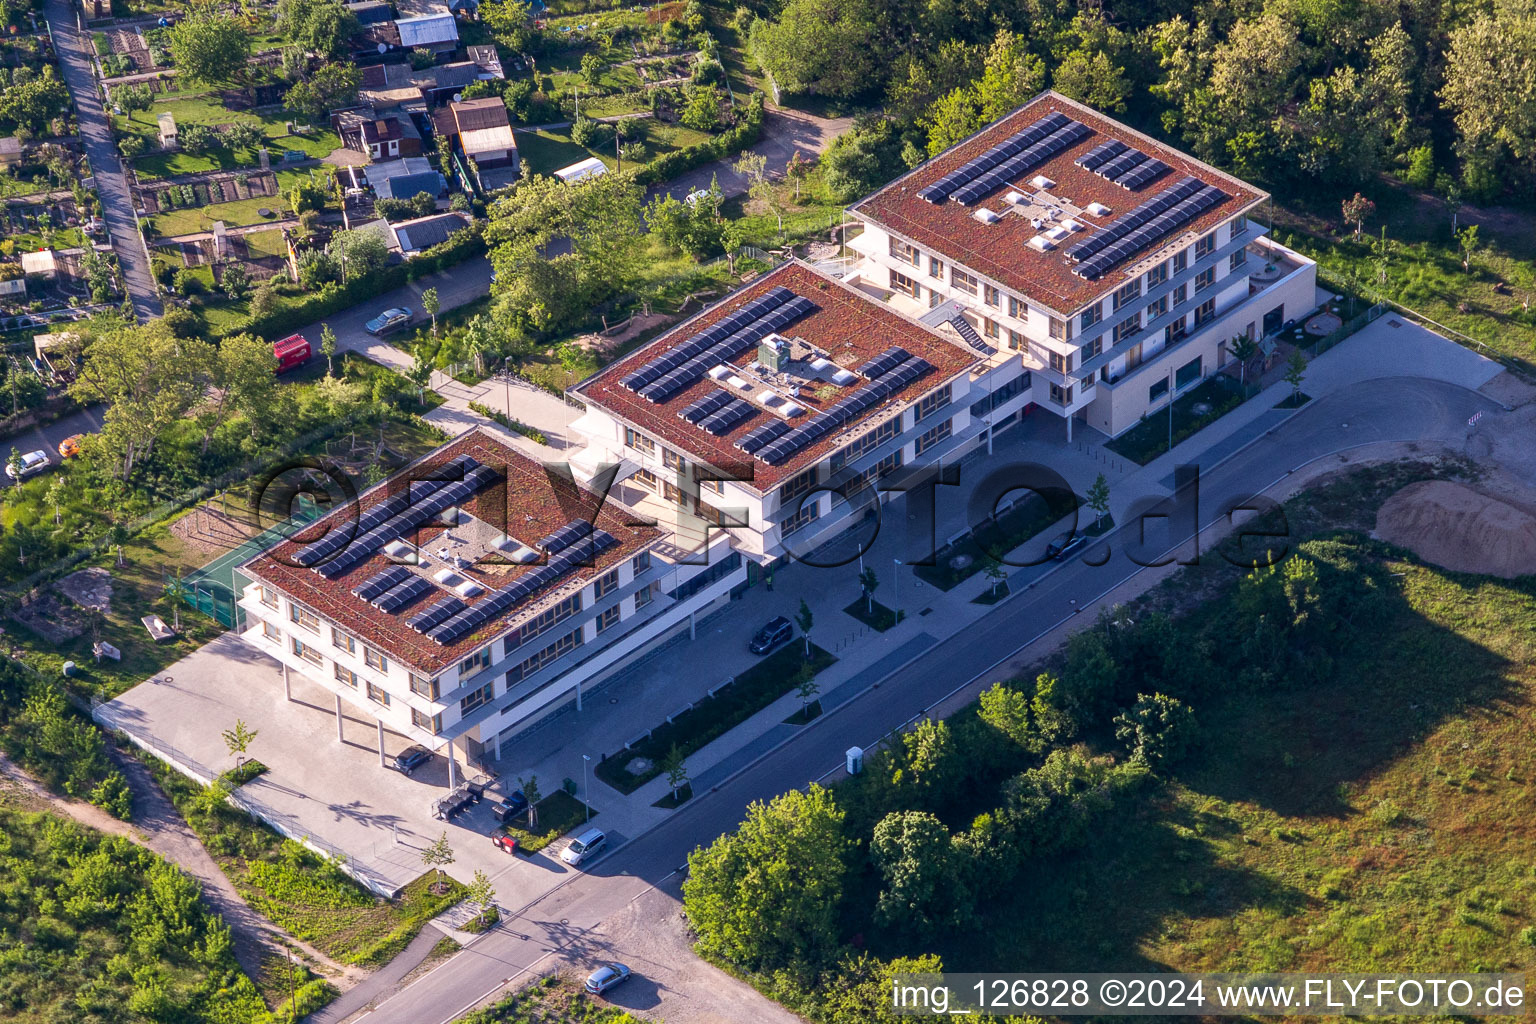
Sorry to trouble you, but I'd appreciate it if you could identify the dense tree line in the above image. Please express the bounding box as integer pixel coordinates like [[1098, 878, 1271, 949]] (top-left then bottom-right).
[[751, 0, 1536, 201], [683, 537, 1399, 1019]]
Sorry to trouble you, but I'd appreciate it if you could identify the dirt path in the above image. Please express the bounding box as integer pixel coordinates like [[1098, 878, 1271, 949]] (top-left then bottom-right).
[[0, 748, 367, 992]]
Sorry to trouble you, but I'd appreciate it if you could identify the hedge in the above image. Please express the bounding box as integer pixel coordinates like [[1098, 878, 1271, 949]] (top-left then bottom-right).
[[633, 93, 767, 186], [212, 223, 488, 341]]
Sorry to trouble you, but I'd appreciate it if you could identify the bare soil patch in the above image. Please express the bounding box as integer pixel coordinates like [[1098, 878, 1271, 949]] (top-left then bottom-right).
[[1375, 479, 1536, 579]]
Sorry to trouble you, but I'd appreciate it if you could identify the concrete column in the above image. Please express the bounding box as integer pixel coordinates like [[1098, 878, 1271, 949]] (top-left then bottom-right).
[[377, 719, 386, 767], [689, 610, 696, 640], [493, 728, 503, 762], [335, 693, 344, 742], [576, 677, 583, 712], [282, 661, 291, 701], [1066, 414, 1074, 443], [447, 737, 458, 790]]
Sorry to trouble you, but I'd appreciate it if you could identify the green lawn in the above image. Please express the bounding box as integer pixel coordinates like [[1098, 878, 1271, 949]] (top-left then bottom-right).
[[914, 483, 1080, 591], [116, 95, 342, 180], [4, 224, 88, 254], [516, 122, 715, 178], [145, 166, 312, 237], [495, 789, 595, 853], [242, 228, 289, 259], [1105, 376, 1248, 465]]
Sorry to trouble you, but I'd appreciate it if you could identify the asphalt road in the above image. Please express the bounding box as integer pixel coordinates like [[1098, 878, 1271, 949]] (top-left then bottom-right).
[[44, 0, 162, 321], [354, 375, 1499, 1024], [0, 403, 105, 488]]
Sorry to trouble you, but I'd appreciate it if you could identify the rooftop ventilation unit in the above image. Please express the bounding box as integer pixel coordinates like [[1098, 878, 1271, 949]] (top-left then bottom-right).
[[383, 540, 416, 560], [758, 333, 789, 372], [434, 568, 462, 586], [707, 364, 731, 380]]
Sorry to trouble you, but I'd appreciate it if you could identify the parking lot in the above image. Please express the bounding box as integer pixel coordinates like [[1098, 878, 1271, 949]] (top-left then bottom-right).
[[99, 634, 616, 900]]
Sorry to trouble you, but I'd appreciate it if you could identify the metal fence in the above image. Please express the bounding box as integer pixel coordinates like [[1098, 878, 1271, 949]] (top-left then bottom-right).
[[1309, 301, 1389, 357]]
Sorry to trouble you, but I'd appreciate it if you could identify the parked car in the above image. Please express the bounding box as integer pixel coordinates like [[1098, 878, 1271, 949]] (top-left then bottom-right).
[[1044, 531, 1089, 562], [392, 744, 432, 775], [491, 832, 520, 855], [364, 307, 413, 335], [560, 826, 608, 867], [748, 615, 793, 655], [57, 435, 84, 459], [273, 334, 312, 374], [6, 449, 51, 481], [584, 962, 631, 995]]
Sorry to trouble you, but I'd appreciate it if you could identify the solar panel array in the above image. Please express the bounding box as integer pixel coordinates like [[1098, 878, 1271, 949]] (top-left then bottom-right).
[[698, 398, 758, 436], [408, 595, 465, 633], [299, 456, 503, 580], [1076, 139, 1171, 190], [1063, 177, 1228, 280], [374, 576, 433, 612], [678, 390, 734, 424], [617, 288, 819, 404], [947, 120, 1093, 206], [918, 112, 1080, 204], [352, 566, 411, 602], [537, 518, 592, 555], [754, 349, 935, 466], [1075, 139, 1127, 172], [425, 528, 621, 646], [855, 346, 911, 379], [735, 418, 791, 454]]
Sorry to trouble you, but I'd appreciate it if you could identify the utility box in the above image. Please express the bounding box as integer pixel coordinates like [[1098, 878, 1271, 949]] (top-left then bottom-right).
[[846, 746, 864, 775], [758, 334, 788, 372]]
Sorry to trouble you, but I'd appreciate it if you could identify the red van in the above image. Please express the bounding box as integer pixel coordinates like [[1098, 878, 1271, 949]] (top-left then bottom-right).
[[273, 334, 312, 374]]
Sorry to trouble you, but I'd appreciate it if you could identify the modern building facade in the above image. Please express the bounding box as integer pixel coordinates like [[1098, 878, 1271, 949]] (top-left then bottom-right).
[[235, 428, 745, 779], [843, 91, 1318, 438]]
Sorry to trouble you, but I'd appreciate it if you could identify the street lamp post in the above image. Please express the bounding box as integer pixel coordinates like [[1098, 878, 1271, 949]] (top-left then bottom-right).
[[582, 754, 591, 822], [892, 558, 902, 615], [1167, 364, 1175, 454]]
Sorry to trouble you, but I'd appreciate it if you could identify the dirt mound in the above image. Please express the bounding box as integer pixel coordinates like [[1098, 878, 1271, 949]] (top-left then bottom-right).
[[1375, 480, 1536, 578]]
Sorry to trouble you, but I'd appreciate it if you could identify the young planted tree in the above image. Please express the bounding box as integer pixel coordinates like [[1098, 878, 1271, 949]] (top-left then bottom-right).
[[163, 570, 189, 631], [983, 560, 1007, 598], [406, 349, 434, 406], [1341, 192, 1375, 240], [1284, 349, 1308, 403], [466, 868, 496, 926], [1086, 472, 1110, 529], [1456, 223, 1480, 274], [662, 743, 690, 801], [319, 323, 337, 376], [421, 831, 455, 881], [785, 150, 809, 201], [858, 566, 878, 615], [221, 719, 258, 770], [518, 775, 540, 829], [795, 598, 813, 656], [115, 82, 153, 122], [1230, 334, 1259, 387], [422, 288, 440, 337], [795, 665, 820, 713]]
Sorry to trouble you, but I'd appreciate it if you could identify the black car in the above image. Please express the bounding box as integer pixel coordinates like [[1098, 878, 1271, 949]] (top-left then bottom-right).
[[749, 615, 793, 655], [393, 744, 432, 775], [1044, 531, 1090, 562], [492, 789, 529, 822]]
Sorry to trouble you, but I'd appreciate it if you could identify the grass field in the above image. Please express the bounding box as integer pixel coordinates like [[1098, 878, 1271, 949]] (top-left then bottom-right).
[[147, 167, 312, 237], [116, 94, 342, 180], [515, 122, 715, 178]]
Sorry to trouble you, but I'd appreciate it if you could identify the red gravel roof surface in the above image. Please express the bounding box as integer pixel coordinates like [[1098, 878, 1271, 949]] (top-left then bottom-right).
[[573, 261, 979, 492], [850, 91, 1266, 316], [242, 428, 660, 675]]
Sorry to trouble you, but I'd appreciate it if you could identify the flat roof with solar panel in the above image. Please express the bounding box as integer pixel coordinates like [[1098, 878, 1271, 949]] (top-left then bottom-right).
[[573, 261, 980, 491], [241, 427, 661, 674], [850, 90, 1265, 314]]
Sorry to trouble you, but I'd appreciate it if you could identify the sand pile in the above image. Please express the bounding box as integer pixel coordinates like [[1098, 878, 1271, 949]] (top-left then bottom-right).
[[1375, 480, 1536, 578]]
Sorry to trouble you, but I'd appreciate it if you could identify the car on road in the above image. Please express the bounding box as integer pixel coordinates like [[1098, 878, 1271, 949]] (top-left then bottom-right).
[[6, 449, 51, 481], [365, 307, 414, 335], [392, 744, 432, 775], [57, 435, 84, 459], [584, 962, 631, 995], [748, 615, 793, 655], [560, 826, 608, 867], [1044, 531, 1089, 562], [491, 832, 520, 854]]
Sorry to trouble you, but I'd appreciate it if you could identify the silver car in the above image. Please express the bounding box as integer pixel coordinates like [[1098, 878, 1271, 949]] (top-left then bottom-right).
[[364, 307, 414, 334], [6, 449, 51, 481], [584, 962, 631, 995]]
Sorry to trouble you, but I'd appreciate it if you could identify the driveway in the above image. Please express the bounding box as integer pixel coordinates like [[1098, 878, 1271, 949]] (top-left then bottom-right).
[[44, 0, 162, 320], [0, 403, 105, 488]]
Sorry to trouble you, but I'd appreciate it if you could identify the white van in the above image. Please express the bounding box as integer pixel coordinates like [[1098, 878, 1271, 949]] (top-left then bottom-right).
[[560, 827, 608, 867]]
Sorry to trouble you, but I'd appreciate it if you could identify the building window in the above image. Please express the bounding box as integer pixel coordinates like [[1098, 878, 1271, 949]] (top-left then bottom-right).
[[508, 628, 583, 684], [288, 603, 319, 632], [262, 621, 281, 643], [1006, 328, 1024, 351], [459, 645, 491, 676], [1080, 303, 1102, 331], [364, 647, 388, 672], [889, 236, 920, 266], [983, 284, 999, 307], [830, 417, 899, 471], [1146, 295, 1169, 322], [632, 467, 658, 492], [366, 682, 390, 706], [595, 604, 621, 634], [1085, 336, 1103, 359], [929, 256, 944, 279], [914, 419, 953, 456], [951, 267, 979, 296], [1195, 267, 1215, 293], [781, 499, 821, 537], [634, 583, 654, 609], [461, 681, 494, 715], [633, 550, 651, 574], [1195, 233, 1215, 260], [623, 427, 654, 454], [1112, 280, 1141, 311], [1176, 356, 1203, 390], [663, 480, 685, 506], [593, 568, 619, 600], [1149, 377, 1170, 404], [515, 593, 583, 649], [890, 269, 920, 299], [1229, 248, 1248, 273], [983, 317, 999, 340], [915, 384, 952, 422], [1147, 260, 1169, 288], [259, 587, 279, 610], [331, 627, 355, 654], [1048, 316, 1071, 341], [291, 638, 322, 665], [1112, 314, 1142, 344], [1173, 249, 1188, 274], [1173, 283, 1188, 306], [1231, 214, 1248, 236], [698, 474, 724, 495], [1049, 383, 1073, 406], [1007, 295, 1025, 319], [412, 707, 442, 733], [334, 664, 358, 688], [779, 466, 819, 505], [662, 448, 686, 472], [410, 673, 438, 699], [969, 373, 1028, 416], [1049, 350, 1071, 373], [1194, 298, 1216, 327]]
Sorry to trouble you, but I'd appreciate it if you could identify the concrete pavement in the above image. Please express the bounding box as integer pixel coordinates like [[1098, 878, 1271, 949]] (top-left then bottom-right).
[[44, 0, 162, 320]]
